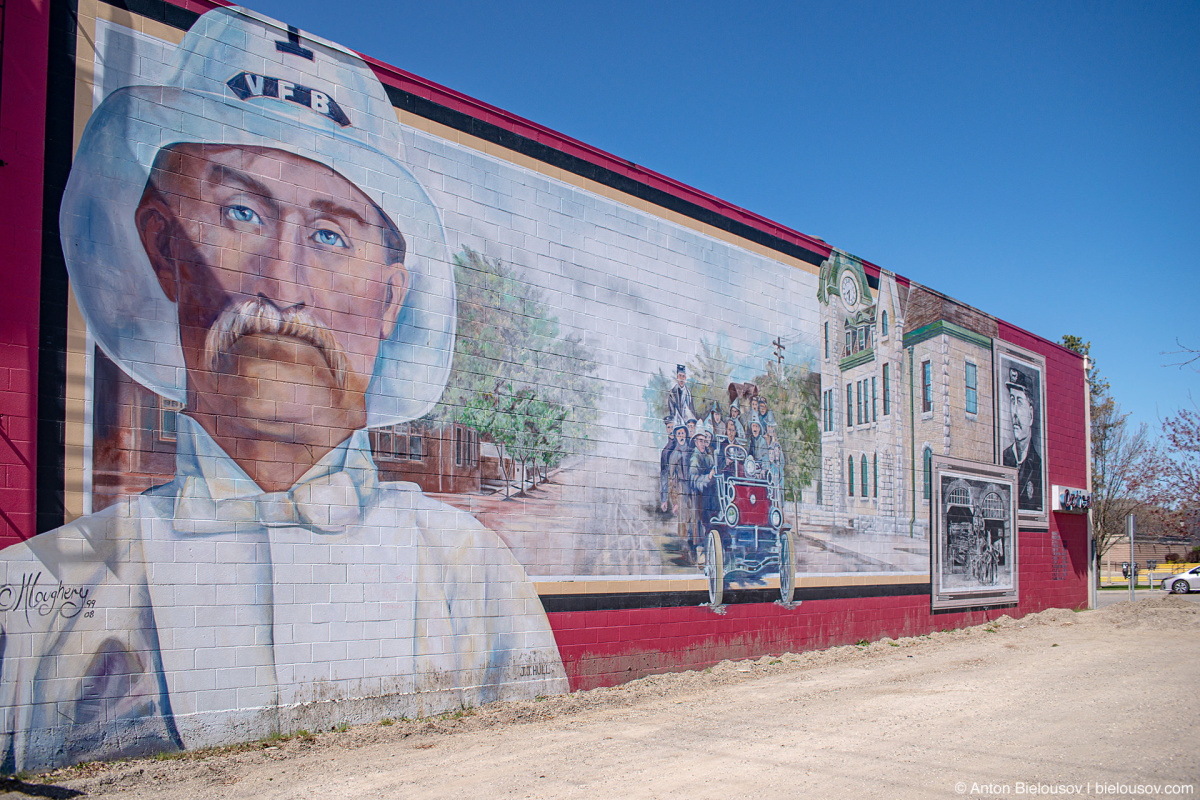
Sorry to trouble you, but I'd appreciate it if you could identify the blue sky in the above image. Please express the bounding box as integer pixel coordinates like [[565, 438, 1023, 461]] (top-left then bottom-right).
[[245, 0, 1199, 436]]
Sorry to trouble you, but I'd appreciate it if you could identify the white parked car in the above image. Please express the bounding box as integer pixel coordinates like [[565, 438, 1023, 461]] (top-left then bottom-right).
[[1161, 566, 1200, 594]]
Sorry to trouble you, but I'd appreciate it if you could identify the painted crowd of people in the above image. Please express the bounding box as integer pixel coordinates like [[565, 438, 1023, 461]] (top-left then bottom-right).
[[658, 365, 785, 564]]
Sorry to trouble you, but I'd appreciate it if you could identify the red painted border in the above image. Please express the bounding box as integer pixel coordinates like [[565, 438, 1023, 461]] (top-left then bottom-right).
[[0, 0, 53, 546]]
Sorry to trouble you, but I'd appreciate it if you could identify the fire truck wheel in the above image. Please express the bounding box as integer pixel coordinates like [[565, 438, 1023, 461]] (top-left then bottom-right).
[[706, 529, 724, 607], [778, 529, 796, 604]]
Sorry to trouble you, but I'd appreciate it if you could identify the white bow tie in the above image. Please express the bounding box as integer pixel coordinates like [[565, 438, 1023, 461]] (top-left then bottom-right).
[[174, 471, 363, 535]]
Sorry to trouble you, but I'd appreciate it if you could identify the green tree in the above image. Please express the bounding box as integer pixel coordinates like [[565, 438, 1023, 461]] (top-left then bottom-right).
[[435, 248, 602, 476], [753, 359, 821, 500], [458, 385, 517, 498]]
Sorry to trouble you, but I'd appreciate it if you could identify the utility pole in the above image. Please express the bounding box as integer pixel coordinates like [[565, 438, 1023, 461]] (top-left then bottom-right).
[[1127, 514, 1136, 603]]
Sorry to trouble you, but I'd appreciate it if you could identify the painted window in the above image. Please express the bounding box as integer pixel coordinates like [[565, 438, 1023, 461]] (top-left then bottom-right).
[[856, 380, 862, 425], [860, 454, 867, 500], [848, 456, 855, 496], [824, 322, 829, 359], [883, 363, 890, 415], [375, 424, 408, 461], [846, 384, 853, 428], [921, 360, 932, 413], [873, 452, 878, 498], [965, 361, 978, 415], [881, 309, 889, 338], [157, 398, 183, 443], [871, 376, 877, 422], [982, 492, 1004, 519], [923, 446, 932, 500], [454, 426, 477, 467]]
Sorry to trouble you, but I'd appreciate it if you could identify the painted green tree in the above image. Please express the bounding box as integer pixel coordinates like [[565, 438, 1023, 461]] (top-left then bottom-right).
[[753, 359, 822, 501], [432, 247, 601, 484]]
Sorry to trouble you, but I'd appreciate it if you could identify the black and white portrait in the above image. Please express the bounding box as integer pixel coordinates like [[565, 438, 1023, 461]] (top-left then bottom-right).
[[994, 342, 1048, 526], [931, 456, 1019, 610]]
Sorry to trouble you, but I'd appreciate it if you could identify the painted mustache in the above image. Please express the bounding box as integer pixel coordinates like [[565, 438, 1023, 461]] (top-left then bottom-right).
[[203, 297, 350, 390]]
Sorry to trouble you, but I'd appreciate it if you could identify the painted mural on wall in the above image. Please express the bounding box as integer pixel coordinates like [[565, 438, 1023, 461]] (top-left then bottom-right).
[[0, 7, 569, 772], [0, 0, 1050, 771], [930, 456, 1019, 610]]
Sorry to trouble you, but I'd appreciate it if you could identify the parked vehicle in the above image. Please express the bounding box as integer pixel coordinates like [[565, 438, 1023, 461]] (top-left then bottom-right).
[[1161, 565, 1200, 594], [703, 444, 796, 607]]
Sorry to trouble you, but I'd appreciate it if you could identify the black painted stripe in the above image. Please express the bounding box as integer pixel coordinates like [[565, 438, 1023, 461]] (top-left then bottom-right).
[[35, 0, 82, 532], [381, 84, 826, 268], [103, 0, 200, 29], [539, 582, 932, 613]]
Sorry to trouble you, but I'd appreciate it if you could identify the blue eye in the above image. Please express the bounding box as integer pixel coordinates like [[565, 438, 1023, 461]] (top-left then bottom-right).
[[224, 205, 262, 225], [312, 229, 349, 248]]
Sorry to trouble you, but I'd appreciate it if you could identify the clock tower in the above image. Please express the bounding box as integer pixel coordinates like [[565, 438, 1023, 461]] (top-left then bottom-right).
[[816, 250, 908, 536]]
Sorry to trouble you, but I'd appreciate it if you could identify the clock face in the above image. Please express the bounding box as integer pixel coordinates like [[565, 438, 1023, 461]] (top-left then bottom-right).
[[839, 274, 859, 308]]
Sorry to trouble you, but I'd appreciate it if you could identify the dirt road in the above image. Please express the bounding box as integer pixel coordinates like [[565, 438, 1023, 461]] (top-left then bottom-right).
[[10, 595, 1198, 800]]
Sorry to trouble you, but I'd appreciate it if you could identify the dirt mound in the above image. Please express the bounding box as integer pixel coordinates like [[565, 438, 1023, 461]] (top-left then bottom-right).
[[1093, 593, 1200, 629]]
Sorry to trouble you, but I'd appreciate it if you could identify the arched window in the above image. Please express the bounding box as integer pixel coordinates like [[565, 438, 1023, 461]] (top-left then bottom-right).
[[861, 455, 868, 499], [881, 309, 889, 338], [948, 485, 971, 507], [923, 446, 932, 500], [848, 456, 855, 497], [982, 492, 1005, 519]]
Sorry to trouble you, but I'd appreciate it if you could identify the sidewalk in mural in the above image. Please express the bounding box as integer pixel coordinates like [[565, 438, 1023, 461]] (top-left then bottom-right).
[[430, 456, 929, 577], [30, 596, 1199, 799]]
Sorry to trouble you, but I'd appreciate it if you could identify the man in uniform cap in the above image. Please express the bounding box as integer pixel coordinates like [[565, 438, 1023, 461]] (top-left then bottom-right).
[[1001, 367, 1042, 511], [664, 364, 698, 427], [0, 6, 564, 772]]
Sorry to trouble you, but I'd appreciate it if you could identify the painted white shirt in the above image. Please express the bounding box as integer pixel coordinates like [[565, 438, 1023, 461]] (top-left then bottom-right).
[[0, 416, 566, 771]]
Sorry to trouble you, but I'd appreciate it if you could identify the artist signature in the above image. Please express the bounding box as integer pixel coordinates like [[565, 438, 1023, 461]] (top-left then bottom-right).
[[519, 664, 557, 677], [0, 573, 94, 623]]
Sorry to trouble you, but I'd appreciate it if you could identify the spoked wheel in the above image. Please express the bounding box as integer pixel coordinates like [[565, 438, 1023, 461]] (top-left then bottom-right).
[[1172, 580, 1190, 595], [705, 529, 724, 607], [778, 528, 796, 604]]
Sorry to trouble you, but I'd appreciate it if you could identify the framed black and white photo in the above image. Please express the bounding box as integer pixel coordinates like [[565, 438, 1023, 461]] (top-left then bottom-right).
[[931, 456, 1019, 611], [993, 340, 1049, 528]]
